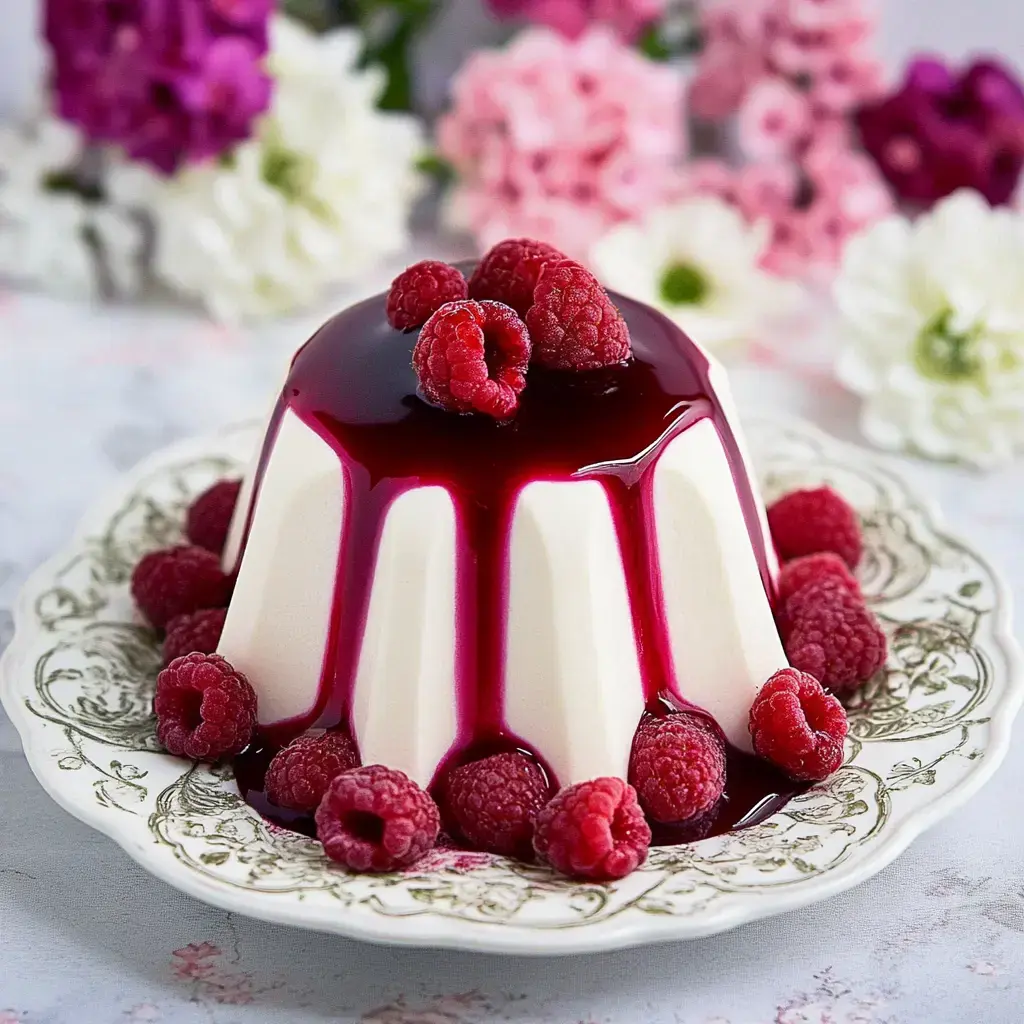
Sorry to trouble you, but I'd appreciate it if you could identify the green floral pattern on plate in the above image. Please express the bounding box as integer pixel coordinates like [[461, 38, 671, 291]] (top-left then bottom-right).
[[2, 418, 1020, 954]]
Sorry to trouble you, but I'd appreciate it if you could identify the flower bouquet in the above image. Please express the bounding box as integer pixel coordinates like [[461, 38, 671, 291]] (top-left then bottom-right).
[[0, 2, 425, 320]]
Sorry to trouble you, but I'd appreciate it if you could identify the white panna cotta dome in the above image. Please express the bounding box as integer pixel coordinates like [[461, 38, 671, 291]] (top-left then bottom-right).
[[218, 288, 787, 791]]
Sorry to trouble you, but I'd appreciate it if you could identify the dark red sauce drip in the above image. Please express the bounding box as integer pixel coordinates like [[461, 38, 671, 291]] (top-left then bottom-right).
[[231, 275, 802, 846]]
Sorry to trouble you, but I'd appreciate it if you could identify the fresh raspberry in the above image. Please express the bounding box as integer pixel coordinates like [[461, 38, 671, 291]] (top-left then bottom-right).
[[749, 668, 849, 781], [533, 777, 651, 881], [767, 486, 863, 569], [783, 580, 888, 693], [154, 653, 257, 760], [526, 259, 632, 371], [186, 479, 242, 556], [413, 299, 531, 418], [387, 260, 469, 330], [163, 607, 227, 665], [777, 551, 860, 605], [315, 765, 440, 872], [131, 545, 231, 630], [468, 238, 565, 317], [628, 713, 726, 824], [444, 752, 550, 858], [264, 731, 360, 813]]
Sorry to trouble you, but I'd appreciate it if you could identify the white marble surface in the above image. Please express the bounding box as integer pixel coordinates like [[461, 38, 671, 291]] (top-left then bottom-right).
[[2, 239, 1024, 1023]]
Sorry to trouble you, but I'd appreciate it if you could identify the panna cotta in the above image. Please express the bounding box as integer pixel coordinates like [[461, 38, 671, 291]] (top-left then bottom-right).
[[217, 284, 788, 791]]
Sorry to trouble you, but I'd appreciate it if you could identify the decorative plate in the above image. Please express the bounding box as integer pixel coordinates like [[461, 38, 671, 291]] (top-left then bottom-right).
[[2, 417, 1020, 955]]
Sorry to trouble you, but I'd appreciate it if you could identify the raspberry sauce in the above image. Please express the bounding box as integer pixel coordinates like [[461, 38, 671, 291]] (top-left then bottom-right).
[[232, 281, 806, 843]]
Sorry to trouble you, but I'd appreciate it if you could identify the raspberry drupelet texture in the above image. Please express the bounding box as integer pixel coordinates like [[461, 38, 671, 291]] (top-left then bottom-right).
[[628, 713, 726, 824], [162, 607, 227, 665], [468, 238, 565, 317], [533, 777, 651, 881], [132, 545, 231, 630], [265, 731, 360, 813], [783, 579, 888, 693], [777, 551, 861, 605], [526, 259, 632, 371], [186, 479, 242, 556], [154, 653, 257, 761], [767, 486, 863, 569], [315, 765, 440, 872], [444, 751, 550, 858], [413, 299, 531, 418], [387, 260, 468, 330], [749, 668, 849, 781]]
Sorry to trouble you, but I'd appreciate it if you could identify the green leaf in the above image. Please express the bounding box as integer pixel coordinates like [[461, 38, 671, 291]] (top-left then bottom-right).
[[416, 152, 456, 185], [200, 851, 231, 866], [959, 580, 982, 598], [637, 26, 671, 61]]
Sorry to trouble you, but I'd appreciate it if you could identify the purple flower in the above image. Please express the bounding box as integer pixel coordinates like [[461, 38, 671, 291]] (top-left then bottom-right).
[[44, 0, 272, 175], [858, 55, 1024, 206]]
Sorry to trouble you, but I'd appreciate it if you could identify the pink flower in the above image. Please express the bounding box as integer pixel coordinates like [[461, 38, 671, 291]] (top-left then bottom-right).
[[734, 161, 800, 219], [754, 149, 891, 282], [768, 22, 873, 80], [487, 0, 666, 43], [810, 49, 885, 112], [689, 0, 773, 118], [675, 159, 740, 204], [439, 27, 686, 258], [782, 0, 878, 32], [804, 144, 894, 226], [689, 43, 768, 120], [738, 77, 812, 160]]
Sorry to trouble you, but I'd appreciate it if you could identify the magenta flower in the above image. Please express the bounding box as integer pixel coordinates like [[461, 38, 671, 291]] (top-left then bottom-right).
[[44, 0, 272, 175], [858, 56, 1024, 207], [438, 27, 686, 259], [487, 0, 667, 43]]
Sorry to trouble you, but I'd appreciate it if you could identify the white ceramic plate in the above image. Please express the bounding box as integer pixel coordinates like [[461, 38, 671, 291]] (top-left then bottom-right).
[[2, 416, 1021, 955]]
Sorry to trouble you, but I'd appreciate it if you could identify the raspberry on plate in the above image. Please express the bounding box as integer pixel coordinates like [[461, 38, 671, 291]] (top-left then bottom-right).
[[533, 777, 651, 881], [387, 260, 468, 330], [777, 551, 861, 606], [526, 259, 632, 371], [315, 765, 440, 872], [767, 486, 863, 569], [468, 238, 565, 317], [628, 713, 726, 824], [749, 668, 849, 781], [186, 479, 242, 556], [162, 607, 227, 665], [783, 579, 888, 693], [413, 299, 531, 418], [155, 652, 257, 761], [444, 751, 550, 858], [131, 545, 231, 630], [265, 731, 360, 813]]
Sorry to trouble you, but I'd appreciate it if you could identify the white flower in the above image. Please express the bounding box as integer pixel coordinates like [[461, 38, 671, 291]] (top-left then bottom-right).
[[590, 197, 800, 353], [835, 189, 1024, 469], [111, 15, 425, 322], [0, 116, 143, 300]]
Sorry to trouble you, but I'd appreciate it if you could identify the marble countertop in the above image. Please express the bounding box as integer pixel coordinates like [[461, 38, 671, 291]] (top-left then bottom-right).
[[2, 244, 1024, 1024]]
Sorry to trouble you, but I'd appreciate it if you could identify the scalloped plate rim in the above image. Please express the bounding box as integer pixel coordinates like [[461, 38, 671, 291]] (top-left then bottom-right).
[[2, 414, 1022, 955]]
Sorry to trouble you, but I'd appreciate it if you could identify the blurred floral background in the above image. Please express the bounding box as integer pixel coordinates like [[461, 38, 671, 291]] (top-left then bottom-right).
[[2, 0, 1024, 467]]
